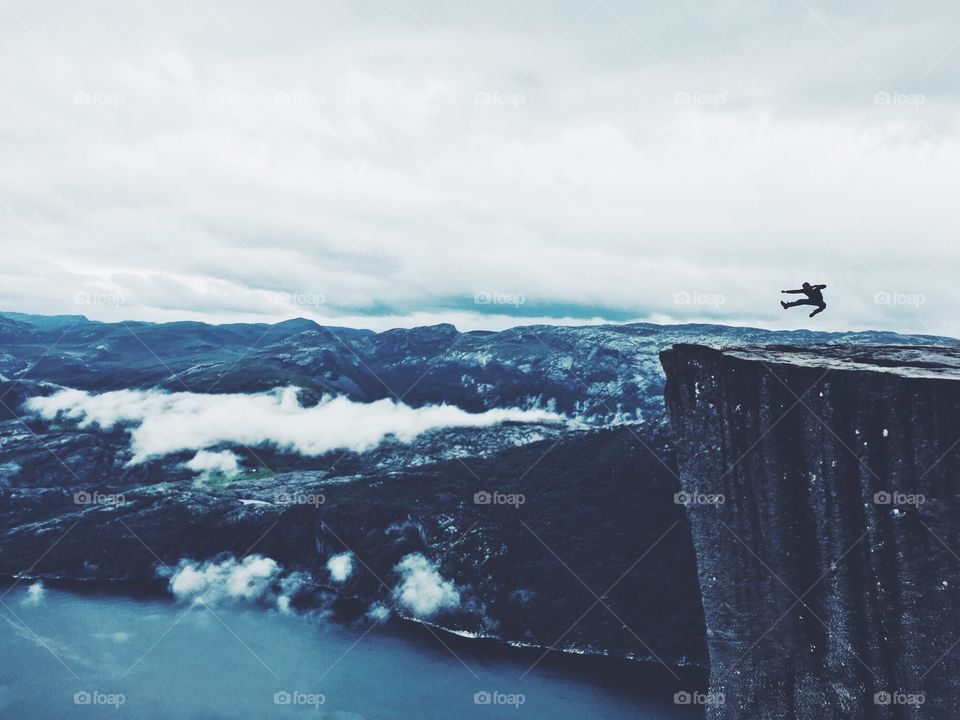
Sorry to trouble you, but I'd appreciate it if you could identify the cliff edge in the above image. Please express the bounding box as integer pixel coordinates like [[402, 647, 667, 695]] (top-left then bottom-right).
[[661, 343, 960, 719]]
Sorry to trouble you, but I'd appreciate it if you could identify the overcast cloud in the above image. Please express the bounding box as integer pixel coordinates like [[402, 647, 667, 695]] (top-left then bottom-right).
[[1, 0, 958, 335]]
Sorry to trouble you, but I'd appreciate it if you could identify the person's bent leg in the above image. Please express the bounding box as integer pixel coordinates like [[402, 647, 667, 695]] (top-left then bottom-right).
[[809, 304, 826, 317]]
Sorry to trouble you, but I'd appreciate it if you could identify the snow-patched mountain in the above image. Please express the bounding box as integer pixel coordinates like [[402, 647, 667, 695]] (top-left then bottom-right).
[[2, 312, 956, 425], [0, 313, 957, 672]]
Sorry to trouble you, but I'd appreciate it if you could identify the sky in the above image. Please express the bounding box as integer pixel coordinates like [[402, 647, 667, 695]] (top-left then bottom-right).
[[1, 0, 958, 336]]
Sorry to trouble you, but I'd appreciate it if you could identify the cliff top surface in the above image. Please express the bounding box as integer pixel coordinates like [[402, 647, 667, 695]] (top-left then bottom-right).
[[669, 343, 960, 380]]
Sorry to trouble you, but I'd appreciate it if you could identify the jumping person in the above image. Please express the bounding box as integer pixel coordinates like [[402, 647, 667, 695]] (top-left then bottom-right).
[[781, 282, 827, 317]]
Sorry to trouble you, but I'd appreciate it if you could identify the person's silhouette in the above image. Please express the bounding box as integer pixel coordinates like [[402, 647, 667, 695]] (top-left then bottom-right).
[[781, 282, 827, 317]]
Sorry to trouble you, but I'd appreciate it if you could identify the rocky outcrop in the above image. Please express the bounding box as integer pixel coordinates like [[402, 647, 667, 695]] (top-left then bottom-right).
[[661, 344, 960, 719]]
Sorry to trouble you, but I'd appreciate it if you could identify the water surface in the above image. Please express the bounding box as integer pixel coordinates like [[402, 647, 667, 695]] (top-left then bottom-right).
[[0, 583, 703, 719]]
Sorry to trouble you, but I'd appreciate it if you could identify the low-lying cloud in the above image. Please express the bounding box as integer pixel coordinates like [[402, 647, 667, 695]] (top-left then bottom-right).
[[326, 553, 353, 584], [392, 553, 460, 618], [167, 555, 281, 606], [164, 554, 310, 614], [185, 450, 241, 478], [163, 551, 463, 621], [27, 386, 562, 464], [22, 582, 45, 607]]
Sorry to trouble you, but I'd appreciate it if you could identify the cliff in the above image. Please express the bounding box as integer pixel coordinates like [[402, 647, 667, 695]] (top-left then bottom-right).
[[661, 344, 960, 719]]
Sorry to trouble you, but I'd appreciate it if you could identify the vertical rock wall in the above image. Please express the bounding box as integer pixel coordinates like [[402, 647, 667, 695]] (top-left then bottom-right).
[[661, 344, 960, 719]]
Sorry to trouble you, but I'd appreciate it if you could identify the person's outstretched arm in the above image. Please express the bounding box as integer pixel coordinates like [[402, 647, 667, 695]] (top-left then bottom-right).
[[782, 288, 804, 293], [814, 284, 827, 289]]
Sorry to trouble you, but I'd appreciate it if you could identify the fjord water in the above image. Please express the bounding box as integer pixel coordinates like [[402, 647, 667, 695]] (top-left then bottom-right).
[[0, 584, 702, 719]]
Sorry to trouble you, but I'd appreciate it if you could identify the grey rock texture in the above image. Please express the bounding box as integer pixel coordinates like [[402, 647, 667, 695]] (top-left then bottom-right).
[[661, 343, 960, 719]]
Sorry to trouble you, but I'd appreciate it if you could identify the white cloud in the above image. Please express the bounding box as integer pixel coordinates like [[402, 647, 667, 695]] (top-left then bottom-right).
[[392, 553, 460, 618], [27, 387, 563, 464], [184, 449, 241, 478], [326, 553, 353, 584], [22, 582, 45, 607], [1, 1, 958, 336], [367, 603, 391, 623], [167, 555, 283, 606]]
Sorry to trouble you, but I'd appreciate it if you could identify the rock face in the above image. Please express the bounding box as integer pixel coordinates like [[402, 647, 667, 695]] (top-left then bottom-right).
[[661, 344, 960, 719]]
